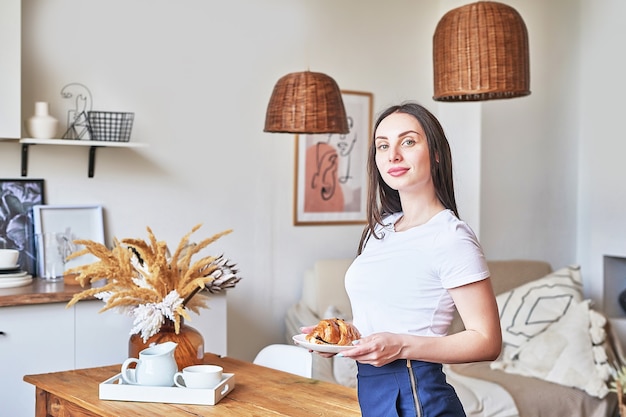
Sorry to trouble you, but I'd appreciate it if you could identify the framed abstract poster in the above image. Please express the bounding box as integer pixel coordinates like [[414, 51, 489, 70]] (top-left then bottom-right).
[[0, 179, 45, 275], [294, 90, 373, 225]]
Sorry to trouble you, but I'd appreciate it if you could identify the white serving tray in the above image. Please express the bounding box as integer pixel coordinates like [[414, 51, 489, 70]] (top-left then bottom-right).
[[99, 372, 235, 405]]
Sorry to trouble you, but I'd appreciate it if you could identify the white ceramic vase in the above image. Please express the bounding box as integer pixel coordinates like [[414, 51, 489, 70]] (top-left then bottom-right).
[[26, 102, 58, 139]]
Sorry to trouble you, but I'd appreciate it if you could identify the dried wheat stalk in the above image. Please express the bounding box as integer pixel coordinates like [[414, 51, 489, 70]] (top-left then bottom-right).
[[65, 224, 240, 340]]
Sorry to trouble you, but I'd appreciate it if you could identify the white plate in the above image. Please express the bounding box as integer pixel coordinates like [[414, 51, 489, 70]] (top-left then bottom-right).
[[0, 274, 31, 283], [292, 334, 356, 354], [0, 275, 32, 288], [0, 271, 28, 279]]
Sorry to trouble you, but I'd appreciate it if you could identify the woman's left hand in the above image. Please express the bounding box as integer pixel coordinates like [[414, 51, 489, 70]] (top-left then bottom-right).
[[340, 332, 405, 367], [300, 325, 314, 335], [299, 325, 337, 358]]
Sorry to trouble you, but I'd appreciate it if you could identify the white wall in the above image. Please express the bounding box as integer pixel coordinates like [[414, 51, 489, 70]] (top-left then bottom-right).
[[430, 0, 581, 279], [10, 0, 440, 362], [8, 0, 618, 362], [452, 0, 626, 311], [0, 0, 20, 138], [578, 0, 626, 305], [480, 0, 580, 269]]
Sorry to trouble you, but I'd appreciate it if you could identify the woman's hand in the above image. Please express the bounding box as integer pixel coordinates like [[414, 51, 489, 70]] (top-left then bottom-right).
[[340, 332, 406, 367], [300, 325, 314, 335], [299, 325, 336, 358]]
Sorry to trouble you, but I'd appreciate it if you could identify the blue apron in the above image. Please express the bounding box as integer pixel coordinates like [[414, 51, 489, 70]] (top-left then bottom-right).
[[357, 359, 465, 417]]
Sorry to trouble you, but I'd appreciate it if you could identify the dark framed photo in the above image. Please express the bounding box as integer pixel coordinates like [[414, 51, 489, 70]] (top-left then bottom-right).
[[0, 179, 45, 274]]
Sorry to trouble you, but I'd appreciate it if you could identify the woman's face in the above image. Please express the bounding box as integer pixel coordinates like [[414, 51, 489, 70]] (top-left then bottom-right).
[[374, 112, 433, 194]]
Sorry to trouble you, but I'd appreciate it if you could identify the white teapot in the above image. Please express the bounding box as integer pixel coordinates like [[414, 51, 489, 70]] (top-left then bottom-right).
[[120, 341, 178, 386]]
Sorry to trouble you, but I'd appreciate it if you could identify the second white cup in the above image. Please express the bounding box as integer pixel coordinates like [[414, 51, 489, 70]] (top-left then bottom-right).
[[173, 364, 223, 389], [0, 249, 19, 268]]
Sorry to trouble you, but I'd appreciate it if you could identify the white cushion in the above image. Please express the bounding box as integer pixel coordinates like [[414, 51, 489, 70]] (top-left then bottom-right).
[[491, 299, 612, 398], [333, 356, 357, 388], [444, 364, 519, 417], [495, 265, 583, 361]]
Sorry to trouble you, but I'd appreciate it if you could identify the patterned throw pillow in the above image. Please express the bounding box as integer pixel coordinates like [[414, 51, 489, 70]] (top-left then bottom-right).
[[491, 299, 612, 398], [495, 265, 583, 361]]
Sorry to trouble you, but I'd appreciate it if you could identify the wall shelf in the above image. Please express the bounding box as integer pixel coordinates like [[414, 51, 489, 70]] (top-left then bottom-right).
[[19, 138, 148, 178]]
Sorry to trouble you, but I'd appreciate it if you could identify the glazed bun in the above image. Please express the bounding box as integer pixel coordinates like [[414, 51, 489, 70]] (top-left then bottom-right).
[[306, 318, 361, 346]]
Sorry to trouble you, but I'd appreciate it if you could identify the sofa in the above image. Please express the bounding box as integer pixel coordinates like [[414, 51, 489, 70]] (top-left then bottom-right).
[[285, 258, 623, 417]]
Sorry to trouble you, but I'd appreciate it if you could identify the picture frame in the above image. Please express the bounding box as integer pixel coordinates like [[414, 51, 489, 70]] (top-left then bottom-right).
[[294, 90, 373, 225], [32, 204, 105, 277], [0, 179, 45, 275]]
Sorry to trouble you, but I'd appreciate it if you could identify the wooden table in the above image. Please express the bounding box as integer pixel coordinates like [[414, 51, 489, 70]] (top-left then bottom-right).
[[24, 353, 360, 416]]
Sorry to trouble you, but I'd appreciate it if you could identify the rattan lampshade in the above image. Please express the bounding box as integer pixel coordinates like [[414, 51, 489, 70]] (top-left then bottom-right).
[[433, 1, 530, 101], [264, 71, 349, 134]]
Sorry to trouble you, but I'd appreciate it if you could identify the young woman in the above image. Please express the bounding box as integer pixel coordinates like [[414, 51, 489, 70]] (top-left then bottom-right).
[[339, 102, 502, 416]]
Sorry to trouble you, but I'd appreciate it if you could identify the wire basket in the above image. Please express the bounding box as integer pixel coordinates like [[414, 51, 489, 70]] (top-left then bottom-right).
[[87, 111, 134, 142]]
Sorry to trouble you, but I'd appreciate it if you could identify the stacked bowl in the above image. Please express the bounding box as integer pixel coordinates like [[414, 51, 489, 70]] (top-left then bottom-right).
[[0, 249, 32, 288]]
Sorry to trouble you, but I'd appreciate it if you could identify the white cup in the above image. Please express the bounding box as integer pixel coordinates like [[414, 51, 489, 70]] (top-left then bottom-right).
[[0, 249, 19, 268], [173, 365, 223, 389]]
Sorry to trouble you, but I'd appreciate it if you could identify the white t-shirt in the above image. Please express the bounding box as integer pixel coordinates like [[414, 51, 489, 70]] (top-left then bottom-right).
[[345, 210, 489, 337]]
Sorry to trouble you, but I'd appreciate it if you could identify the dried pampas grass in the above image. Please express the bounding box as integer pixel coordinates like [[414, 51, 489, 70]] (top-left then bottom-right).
[[66, 224, 241, 341]]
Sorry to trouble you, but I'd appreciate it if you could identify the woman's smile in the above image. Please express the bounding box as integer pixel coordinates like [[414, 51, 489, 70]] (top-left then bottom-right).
[[387, 167, 410, 177]]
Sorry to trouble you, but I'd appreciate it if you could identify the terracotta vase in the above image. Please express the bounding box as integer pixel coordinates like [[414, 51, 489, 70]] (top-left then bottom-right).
[[128, 318, 205, 370]]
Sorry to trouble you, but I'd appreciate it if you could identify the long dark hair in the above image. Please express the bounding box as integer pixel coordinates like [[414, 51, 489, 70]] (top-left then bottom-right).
[[357, 102, 458, 254]]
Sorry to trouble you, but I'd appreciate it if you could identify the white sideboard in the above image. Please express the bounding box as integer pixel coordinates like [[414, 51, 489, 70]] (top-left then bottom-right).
[[0, 292, 227, 417]]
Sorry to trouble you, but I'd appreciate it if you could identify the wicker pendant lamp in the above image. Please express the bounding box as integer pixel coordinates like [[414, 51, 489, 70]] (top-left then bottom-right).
[[264, 71, 349, 134], [433, 1, 530, 102]]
